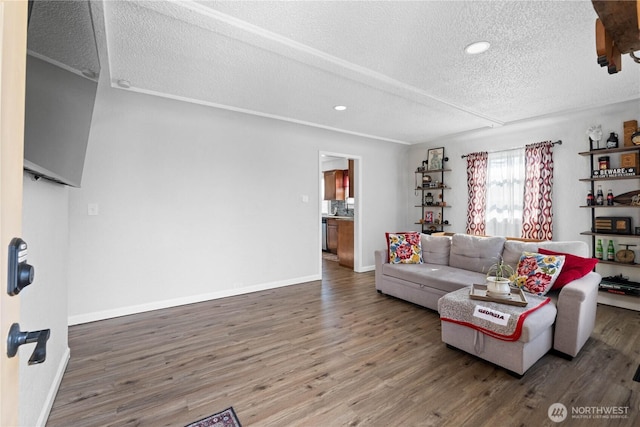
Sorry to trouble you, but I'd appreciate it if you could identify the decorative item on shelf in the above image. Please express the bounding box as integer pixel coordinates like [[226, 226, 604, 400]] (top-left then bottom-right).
[[635, 227, 640, 235], [632, 129, 640, 146], [599, 275, 640, 296], [598, 156, 610, 170], [596, 239, 603, 260], [421, 175, 432, 188], [620, 152, 640, 171], [596, 185, 604, 205], [426, 147, 445, 171], [607, 240, 615, 261], [425, 192, 434, 205], [595, 216, 632, 234], [424, 211, 434, 223], [606, 132, 619, 149], [607, 189, 614, 206], [613, 190, 640, 206], [624, 120, 638, 147], [485, 257, 514, 297], [587, 125, 603, 150], [587, 190, 594, 206], [615, 244, 636, 264], [592, 167, 637, 178]]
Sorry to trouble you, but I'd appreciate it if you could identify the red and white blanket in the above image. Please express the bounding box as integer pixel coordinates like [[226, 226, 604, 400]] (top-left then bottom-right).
[[438, 286, 551, 341]]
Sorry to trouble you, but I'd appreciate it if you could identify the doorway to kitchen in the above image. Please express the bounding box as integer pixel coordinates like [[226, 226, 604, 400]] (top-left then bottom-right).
[[319, 152, 361, 274]]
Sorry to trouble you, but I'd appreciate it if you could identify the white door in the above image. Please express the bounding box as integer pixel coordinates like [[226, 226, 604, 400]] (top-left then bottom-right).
[[1, 1, 28, 425]]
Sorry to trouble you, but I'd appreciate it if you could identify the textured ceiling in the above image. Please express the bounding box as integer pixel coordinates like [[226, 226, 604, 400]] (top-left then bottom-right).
[[31, 1, 640, 144], [27, 0, 100, 79]]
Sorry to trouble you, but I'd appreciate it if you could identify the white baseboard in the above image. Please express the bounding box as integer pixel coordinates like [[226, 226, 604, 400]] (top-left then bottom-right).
[[356, 264, 375, 273], [37, 346, 70, 427], [68, 274, 321, 325]]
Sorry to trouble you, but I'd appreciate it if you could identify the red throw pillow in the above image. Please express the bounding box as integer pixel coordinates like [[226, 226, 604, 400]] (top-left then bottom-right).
[[538, 248, 598, 290]]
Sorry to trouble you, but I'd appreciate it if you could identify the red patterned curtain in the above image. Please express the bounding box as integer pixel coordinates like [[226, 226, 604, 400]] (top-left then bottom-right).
[[466, 152, 488, 235], [522, 141, 554, 240]]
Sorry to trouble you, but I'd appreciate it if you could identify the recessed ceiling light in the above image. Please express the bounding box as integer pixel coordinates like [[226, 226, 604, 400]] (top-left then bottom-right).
[[464, 41, 491, 55], [334, 105, 347, 111]]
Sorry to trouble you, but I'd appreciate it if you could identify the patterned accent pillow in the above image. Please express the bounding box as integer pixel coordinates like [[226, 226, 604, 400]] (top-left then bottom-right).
[[514, 251, 565, 296], [538, 248, 598, 290], [386, 232, 423, 264]]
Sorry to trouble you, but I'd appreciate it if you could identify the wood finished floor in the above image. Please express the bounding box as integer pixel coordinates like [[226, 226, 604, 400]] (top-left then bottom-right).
[[47, 259, 640, 426]]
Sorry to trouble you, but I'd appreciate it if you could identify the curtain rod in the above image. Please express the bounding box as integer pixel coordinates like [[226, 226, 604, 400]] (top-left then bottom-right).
[[460, 140, 562, 159]]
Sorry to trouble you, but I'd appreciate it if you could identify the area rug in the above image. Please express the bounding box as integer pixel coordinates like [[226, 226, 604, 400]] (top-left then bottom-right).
[[185, 407, 242, 427]]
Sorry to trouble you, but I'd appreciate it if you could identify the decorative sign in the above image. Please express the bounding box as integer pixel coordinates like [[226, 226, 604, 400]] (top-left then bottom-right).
[[592, 167, 637, 178], [424, 211, 434, 223]]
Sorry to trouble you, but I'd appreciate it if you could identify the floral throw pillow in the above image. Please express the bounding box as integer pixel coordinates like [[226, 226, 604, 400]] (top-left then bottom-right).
[[514, 251, 565, 296], [386, 232, 423, 264]]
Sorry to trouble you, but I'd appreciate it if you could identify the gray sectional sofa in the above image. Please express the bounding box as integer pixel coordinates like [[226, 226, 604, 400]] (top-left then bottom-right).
[[374, 233, 601, 362]]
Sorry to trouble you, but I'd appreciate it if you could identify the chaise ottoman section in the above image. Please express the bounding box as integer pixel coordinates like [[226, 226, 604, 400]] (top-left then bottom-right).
[[438, 287, 557, 376]]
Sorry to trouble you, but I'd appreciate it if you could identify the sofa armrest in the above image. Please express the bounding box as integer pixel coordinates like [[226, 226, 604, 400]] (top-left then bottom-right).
[[553, 271, 601, 357], [374, 250, 388, 290]]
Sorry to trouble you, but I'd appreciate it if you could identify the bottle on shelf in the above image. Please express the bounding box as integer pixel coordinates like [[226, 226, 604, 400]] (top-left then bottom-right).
[[596, 185, 604, 206], [595, 239, 603, 260], [607, 189, 614, 206], [587, 190, 594, 206], [607, 240, 615, 261]]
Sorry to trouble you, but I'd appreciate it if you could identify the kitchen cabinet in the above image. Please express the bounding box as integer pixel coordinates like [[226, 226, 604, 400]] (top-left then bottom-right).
[[324, 170, 345, 200], [338, 219, 354, 269], [326, 218, 339, 253]]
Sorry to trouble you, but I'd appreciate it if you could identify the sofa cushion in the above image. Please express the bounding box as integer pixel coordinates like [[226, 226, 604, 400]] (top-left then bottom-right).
[[382, 263, 486, 294], [449, 234, 506, 273], [386, 232, 423, 264], [502, 240, 589, 272], [514, 252, 565, 296], [537, 241, 589, 257], [538, 248, 598, 290], [502, 241, 540, 271], [420, 234, 451, 265]]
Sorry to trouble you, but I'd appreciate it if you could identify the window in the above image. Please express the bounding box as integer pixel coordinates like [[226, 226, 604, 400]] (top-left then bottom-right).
[[484, 148, 525, 237]]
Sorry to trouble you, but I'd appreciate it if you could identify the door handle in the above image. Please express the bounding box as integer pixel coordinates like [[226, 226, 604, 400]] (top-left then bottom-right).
[[6, 323, 50, 365]]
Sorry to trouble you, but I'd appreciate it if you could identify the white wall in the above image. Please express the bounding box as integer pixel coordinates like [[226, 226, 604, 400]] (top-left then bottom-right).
[[20, 173, 70, 427], [407, 99, 640, 243], [67, 83, 406, 324]]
